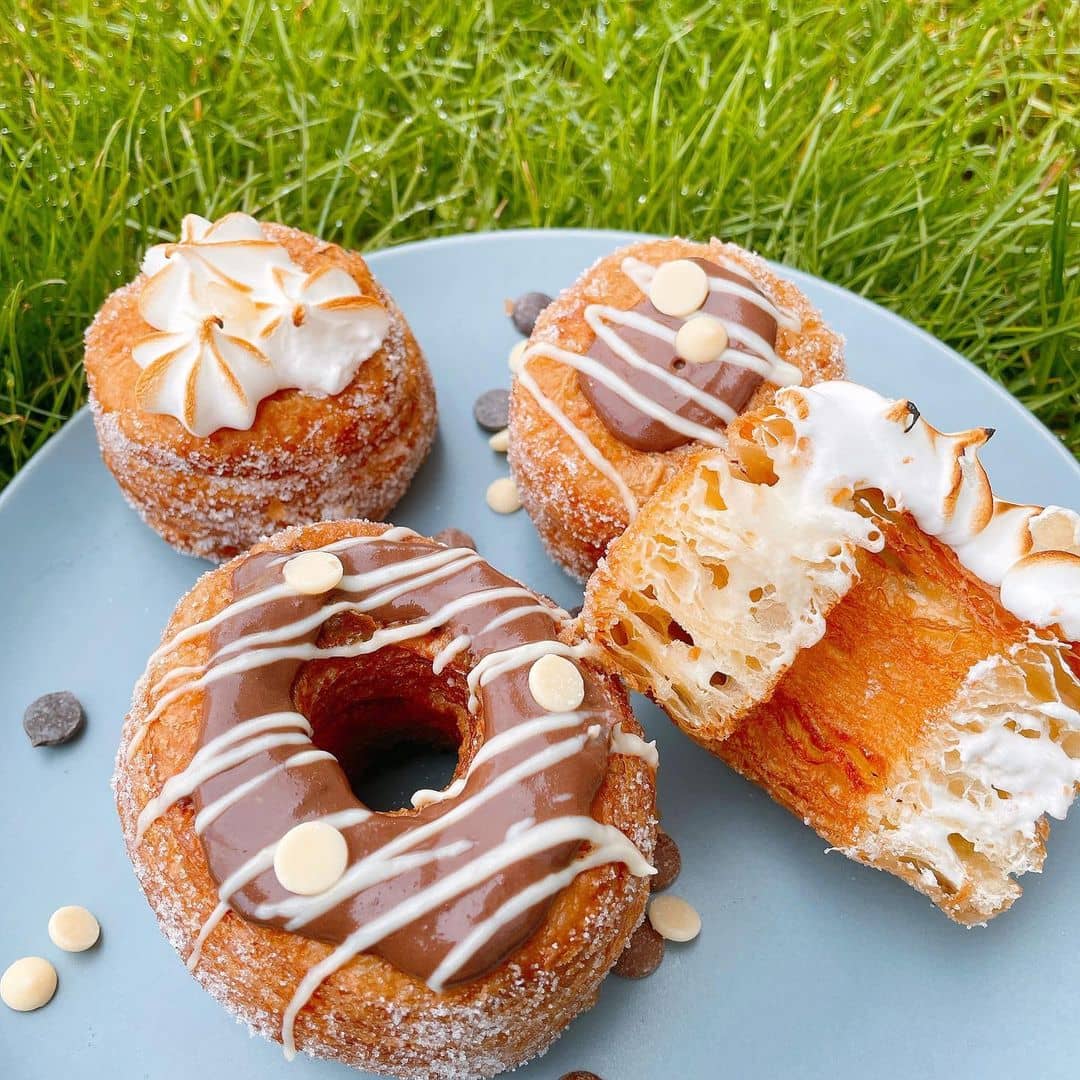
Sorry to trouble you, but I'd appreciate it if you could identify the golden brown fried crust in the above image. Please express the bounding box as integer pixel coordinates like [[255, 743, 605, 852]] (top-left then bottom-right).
[[115, 520, 656, 1079], [508, 237, 844, 580], [718, 513, 1032, 836], [85, 226, 436, 562]]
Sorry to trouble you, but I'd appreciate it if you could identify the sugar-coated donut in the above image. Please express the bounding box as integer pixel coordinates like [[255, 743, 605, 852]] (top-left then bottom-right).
[[115, 519, 657, 1078], [583, 381, 1080, 923], [508, 237, 844, 580], [85, 214, 436, 562]]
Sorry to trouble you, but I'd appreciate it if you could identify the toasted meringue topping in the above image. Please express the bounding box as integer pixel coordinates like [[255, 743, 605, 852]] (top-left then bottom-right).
[[131, 212, 389, 436], [764, 381, 1080, 641]]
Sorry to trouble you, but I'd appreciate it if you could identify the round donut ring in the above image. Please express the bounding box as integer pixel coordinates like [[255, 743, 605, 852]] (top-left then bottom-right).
[[508, 237, 845, 580], [115, 520, 657, 1079]]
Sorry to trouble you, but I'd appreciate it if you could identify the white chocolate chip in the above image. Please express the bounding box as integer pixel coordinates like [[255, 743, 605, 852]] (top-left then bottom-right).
[[273, 821, 349, 896], [648, 895, 702, 942], [675, 315, 729, 365], [486, 476, 522, 514], [508, 340, 527, 374], [283, 551, 344, 595], [47, 906, 100, 952], [488, 427, 510, 453], [1, 957, 58, 1012], [648, 259, 709, 317], [528, 654, 586, 712]]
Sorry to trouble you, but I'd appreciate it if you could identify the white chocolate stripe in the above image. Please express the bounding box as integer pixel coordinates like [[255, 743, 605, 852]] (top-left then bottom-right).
[[524, 343, 730, 447], [515, 360, 639, 514], [147, 582, 294, 667], [347, 552, 484, 611], [308, 526, 420, 556], [432, 633, 472, 675], [280, 815, 654, 1059], [610, 724, 660, 768], [137, 721, 313, 839], [431, 602, 562, 677], [467, 639, 594, 713], [410, 712, 591, 808], [710, 272, 802, 333], [336, 544, 476, 596], [191, 711, 311, 757], [428, 828, 650, 991]]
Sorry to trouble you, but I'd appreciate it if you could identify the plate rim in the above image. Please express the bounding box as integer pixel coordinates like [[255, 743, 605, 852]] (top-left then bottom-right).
[[3, 225, 1079, 1080], [4, 226, 1075, 521]]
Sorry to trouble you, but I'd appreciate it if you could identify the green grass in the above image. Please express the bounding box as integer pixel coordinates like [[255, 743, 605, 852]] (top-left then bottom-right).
[[1, 0, 1077, 486]]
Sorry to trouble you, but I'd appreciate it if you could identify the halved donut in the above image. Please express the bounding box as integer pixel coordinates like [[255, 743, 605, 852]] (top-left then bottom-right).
[[115, 520, 657, 1078], [583, 381, 1080, 923], [508, 237, 844, 579]]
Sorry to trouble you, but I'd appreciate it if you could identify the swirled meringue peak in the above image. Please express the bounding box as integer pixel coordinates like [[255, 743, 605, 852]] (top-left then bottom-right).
[[760, 380, 1080, 642], [131, 213, 389, 436]]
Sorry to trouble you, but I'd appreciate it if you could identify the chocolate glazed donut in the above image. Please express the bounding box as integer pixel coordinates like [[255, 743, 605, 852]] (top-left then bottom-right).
[[117, 520, 657, 1079], [508, 238, 845, 581]]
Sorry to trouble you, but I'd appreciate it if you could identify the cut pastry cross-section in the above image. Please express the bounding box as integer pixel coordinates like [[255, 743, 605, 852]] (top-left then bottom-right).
[[583, 380, 1080, 923]]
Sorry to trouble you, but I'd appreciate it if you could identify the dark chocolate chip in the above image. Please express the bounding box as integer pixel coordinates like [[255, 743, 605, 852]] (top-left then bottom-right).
[[613, 918, 665, 979], [23, 691, 85, 747], [473, 388, 510, 432], [568, 603, 584, 618], [651, 830, 681, 892], [511, 291, 553, 336], [433, 528, 477, 551], [560, 1073, 604, 1080]]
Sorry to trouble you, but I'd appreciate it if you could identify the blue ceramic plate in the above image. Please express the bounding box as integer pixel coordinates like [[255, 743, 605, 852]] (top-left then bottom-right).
[[2, 230, 1078, 1080]]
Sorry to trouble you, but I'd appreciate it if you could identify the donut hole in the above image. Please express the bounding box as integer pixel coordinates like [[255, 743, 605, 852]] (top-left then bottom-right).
[[294, 644, 470, 814]]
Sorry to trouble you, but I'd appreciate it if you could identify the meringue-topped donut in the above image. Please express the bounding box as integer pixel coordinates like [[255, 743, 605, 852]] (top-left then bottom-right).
[[508, 237, 844, 579], [85, 213, 436, 561], [117, 520, 656, 1077]]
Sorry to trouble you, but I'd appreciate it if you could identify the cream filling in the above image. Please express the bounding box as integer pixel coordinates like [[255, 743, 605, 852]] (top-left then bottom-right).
[[857, 639, 1080, 909]]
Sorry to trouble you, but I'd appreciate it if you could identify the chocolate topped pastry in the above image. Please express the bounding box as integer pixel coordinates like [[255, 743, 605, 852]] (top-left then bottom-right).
[[117, 520, 659, 1075], [508, 237, 845, 580]]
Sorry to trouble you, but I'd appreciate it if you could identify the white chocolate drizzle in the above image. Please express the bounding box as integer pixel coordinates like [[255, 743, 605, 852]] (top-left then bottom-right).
[[517, 250, 803, 513], [610, 723, 660, 768]]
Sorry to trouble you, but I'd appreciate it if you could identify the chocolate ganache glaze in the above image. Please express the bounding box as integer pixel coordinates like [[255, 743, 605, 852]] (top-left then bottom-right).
[[579, 258, 780, 452], [136, 527, 652, 1007]]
